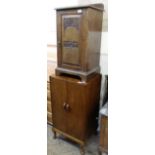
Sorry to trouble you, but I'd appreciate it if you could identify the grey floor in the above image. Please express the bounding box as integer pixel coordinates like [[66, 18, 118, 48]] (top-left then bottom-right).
[[47, 124, 107, 155]]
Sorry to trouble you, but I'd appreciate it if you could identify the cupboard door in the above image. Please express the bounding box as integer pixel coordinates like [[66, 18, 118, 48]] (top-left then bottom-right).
[[51, 76, 88, 141], [57, 12, 83, 69], [51, 78, 68, 133], [65, 81, 87, 140]]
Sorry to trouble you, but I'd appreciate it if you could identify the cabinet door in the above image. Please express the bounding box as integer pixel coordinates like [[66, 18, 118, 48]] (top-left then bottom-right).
[[51, 76, 87, 141], [57, 11, 84, 70], [65, 81, 87, 140], [51, 77, 68, 133]]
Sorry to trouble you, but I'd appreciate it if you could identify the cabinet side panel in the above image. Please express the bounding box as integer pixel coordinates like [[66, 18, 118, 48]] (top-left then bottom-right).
[[86, 9, 103, 71], [85, 74, 102, 137]]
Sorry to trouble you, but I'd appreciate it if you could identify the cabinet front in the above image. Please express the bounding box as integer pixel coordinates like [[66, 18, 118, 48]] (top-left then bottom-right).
[[57, 10, 84, 70], [51, 77, 87, 140]]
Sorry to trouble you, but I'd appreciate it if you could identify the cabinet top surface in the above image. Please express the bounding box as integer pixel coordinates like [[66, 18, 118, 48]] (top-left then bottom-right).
[[55, 3, 104, 11]]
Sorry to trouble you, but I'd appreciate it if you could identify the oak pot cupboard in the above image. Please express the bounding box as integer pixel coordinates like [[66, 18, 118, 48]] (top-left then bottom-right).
[[55, 4, 104, 81]]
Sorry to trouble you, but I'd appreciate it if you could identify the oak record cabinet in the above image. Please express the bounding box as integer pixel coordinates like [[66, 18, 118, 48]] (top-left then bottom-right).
[[55, 3, 104, 81]]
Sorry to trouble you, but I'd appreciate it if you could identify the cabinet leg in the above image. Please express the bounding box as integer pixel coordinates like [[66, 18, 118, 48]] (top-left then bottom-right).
[[80, 145, 85, 155], [98, 150, 102, 155], [53, 130, 56, 139]]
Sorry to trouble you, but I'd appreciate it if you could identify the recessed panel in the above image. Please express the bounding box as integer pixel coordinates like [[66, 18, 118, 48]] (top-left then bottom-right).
[[62, 15, 81, 66]]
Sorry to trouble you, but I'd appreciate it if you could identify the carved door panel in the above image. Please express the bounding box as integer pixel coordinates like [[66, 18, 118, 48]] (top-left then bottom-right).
[[61, 14, 82, 69]]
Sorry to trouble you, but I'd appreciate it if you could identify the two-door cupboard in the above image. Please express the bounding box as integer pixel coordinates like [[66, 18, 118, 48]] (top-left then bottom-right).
[[50, 74, 101, 154]]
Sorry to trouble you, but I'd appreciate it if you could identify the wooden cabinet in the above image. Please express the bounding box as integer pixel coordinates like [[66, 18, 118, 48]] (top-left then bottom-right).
[[55, 4, 104, 81], [50, 74, 101, 154], [99, 115, 108, 154]]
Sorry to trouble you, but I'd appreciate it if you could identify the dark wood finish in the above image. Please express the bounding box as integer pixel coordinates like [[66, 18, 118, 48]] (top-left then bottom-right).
[[55, 4, 103, 81], [50, 74, 101, 154], [47, 81, 52, 125], [99, 115, 108, 154]]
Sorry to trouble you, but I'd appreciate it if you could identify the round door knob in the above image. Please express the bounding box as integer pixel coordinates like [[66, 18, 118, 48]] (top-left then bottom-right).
[[65, 104, 70, 111], [63, 102, 66, 109]]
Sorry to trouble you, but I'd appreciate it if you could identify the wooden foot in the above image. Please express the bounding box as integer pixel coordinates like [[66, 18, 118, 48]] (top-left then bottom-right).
[[98, 150, 102, 155], [80, 145, 85, 155], [53, 130, 56, 139]]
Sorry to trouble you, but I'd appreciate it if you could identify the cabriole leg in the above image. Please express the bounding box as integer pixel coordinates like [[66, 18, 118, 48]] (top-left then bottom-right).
[[80, 145, 85, 155], [52, 130, 56, 139]]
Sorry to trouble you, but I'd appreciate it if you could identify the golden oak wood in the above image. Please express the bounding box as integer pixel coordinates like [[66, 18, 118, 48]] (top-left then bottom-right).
[[55, 4, 104, 81]]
